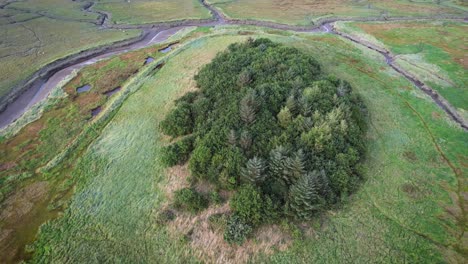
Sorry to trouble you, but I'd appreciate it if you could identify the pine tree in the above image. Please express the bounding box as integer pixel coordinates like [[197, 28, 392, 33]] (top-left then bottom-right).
[[304, 117, 314, 130], [240, 91, 258, 124], [228, 129, 237, 145], [269, 146, 289, 183], [299, 96, 311, 117], [239, 130, 252, 150], [286, 95, 297, 116], [288, 171, 324, 220], [277, 107, 292, 128], [316, 170, 335, 203], [241, 157, 266, 184], [285, 150, 305, 184]]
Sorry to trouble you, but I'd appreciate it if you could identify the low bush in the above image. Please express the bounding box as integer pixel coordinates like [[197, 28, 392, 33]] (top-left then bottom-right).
[[230, 185, 264, 225], [160, 135, 194, 167], [209, 190, 223, 205], [160, 102, 193, 137], [173, 188, 208, 213], [224, 214, 253, 245]]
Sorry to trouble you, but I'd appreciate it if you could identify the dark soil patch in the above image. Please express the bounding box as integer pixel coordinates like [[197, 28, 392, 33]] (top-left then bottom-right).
[[403, 151, 418, 162], [103, 86, 121, 96], [91, 106, 102, 117]]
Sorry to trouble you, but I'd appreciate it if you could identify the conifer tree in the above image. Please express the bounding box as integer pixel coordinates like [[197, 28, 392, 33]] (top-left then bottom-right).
[[241, 157, 266, 184], [285, 150, 305, 184], [269, 146, 289, 183], [286, 95, 298, 116], [239, 130, 252, 150], [277, 107, 292, 128], [240, 91, 258, 124], [316, 170, 335, 203], [228, 129, 237, 146], [288, 171, 324, 220]]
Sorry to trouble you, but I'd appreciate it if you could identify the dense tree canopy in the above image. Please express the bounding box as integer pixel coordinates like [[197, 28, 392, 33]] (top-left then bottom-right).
[[160, 38, 367, 243]]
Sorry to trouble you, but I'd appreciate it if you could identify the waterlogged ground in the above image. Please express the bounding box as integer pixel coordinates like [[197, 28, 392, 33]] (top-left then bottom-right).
[[28, 28, 467, 262]]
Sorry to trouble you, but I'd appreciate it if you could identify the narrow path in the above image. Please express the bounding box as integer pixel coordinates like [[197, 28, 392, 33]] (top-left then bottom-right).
[[0, 0, 466, 131]]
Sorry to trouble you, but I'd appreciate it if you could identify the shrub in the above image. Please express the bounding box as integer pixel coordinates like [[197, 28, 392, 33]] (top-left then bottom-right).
[[160, 135, 194, 167], [160, 102, 193, 137], [230, 184, 264, 225], [173, 188, 208, 213], [209, 190, 223, 205], [156, 209, 176, 224], [224, 214, 253, 245]]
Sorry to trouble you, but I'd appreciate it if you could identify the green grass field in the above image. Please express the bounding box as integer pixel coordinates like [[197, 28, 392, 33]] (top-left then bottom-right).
[[208, 0, 466, 25], [21, 27, 466, 263], [0, 37, 180, 261], [337, 21, 467, 119], [94, 0, 212, 25]]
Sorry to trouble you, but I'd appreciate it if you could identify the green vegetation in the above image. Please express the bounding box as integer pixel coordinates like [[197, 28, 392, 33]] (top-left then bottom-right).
[[1, 18, 466, 264], [338, 21, 467, 117], [0, 38, 177, 261], [95, 0, 212, 25], [160, 135, 194, 167], [27, 32, 246, 263], [161, 39, 366, 235], [174, 187, 208, 213], [223, 213, 253, 245], [208, 0, 466, 25]]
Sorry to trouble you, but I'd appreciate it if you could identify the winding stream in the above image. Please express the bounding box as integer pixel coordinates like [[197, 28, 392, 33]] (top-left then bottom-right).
[[0, 1, 466, 130]]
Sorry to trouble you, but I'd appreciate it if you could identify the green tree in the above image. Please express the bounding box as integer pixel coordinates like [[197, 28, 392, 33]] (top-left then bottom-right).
[[240, 91, 258, 124], [277, 106, 292, 128], [227, 129, 237, 146], [285, 149, 305, 183], [241, 157, 267, 184], [288, 171, 324, 220], [230, 184, 264, 225]]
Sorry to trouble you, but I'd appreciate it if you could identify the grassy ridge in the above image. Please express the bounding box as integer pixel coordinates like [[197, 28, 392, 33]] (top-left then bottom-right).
[[29, 28, 467, 262]]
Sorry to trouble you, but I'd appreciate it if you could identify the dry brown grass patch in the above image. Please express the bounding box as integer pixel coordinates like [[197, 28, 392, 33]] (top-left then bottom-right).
[[0, 181, 49, 223], [160, 165, 292, 263], [166, 203, 292, 264], [163, 164, 191, 199]]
